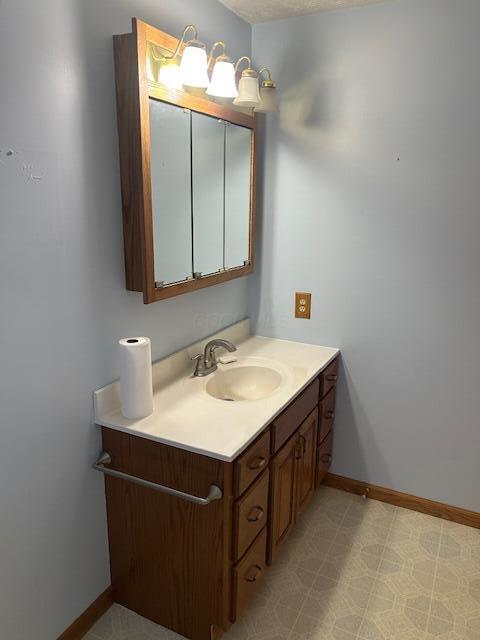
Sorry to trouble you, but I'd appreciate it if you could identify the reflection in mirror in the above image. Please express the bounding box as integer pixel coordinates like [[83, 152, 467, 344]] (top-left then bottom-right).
[[149, 99, 192, 285], [224, 123, 251, 269], [192, 113, 224, 276]]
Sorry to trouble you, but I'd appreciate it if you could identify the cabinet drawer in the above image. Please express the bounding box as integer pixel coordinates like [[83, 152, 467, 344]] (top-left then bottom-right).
[[234, 430, 270, 497], [231, 528, 267, 622], [316, 430, 333, 487], [233, 470, 269, 561], [320, 358, 338, 399], [271, 378, 320, 454], [318, 387, 336, 444]]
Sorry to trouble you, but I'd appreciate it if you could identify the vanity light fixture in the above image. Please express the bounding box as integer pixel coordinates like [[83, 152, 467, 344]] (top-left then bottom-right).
[[255, 67, 278, 113], [233, 56, 261, 108], [151, 26, 277, 111], [206, 42, 238, 99]]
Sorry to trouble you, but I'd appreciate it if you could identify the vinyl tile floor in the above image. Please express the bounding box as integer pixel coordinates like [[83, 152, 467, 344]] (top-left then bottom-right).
[[84, 487, 480, 640]]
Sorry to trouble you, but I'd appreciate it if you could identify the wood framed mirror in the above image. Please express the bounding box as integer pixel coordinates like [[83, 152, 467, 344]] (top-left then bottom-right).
[[113, 19, 256, 303]]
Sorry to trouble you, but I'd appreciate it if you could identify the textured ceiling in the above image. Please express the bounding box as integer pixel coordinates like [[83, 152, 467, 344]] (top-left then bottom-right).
[[219, 0, 391, 23]]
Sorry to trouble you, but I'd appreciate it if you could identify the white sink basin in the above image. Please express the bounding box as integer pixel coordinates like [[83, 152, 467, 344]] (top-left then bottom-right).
[[206, 365, 283, 402]]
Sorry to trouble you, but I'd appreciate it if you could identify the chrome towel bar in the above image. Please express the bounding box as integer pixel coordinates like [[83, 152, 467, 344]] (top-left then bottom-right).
[[92, 451, 222, 506]]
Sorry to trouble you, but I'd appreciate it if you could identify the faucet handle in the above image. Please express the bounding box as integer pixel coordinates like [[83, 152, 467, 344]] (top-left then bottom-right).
[[190, 353, 204, 376]]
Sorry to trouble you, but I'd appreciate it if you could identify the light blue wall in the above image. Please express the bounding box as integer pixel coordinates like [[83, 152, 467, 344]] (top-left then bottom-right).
[[251, 0, 480, 511], [0, 1, 250, 638]]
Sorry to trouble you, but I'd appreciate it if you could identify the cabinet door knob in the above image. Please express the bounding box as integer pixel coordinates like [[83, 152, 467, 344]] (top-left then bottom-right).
[[325, 410, 335, 419], [245, 564, 263, 582], [294, 435, 307, 459], [248, 456, 266, 470], [294, 441, 302, 460], [320, 453, 332, 463], [326, 374, 338, 382], [300, 435, 306, 457], [247, 506, 264, 522]]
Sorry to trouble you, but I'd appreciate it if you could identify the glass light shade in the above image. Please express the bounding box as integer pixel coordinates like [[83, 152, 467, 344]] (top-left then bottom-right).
[[255, 85, 278, 113], [158, 58, 182, 90], [233, 73, 261, 108], [206, 59, 238, 98], [180, 43, 209, 88]]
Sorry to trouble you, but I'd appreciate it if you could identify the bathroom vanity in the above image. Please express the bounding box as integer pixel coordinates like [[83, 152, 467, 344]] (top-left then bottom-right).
[[109, 26, 337, 633], [94, 321, 339, 640]]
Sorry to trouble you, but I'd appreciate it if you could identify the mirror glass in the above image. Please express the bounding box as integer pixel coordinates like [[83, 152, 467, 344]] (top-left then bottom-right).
[[149, 99, 192, 285], [149, 99, 253, 286], [192, 112, 224, 276], [225, 123, 251, 269]]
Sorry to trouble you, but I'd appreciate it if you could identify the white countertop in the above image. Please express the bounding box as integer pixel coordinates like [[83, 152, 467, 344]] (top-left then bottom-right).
[[94, 320, 339, 462]]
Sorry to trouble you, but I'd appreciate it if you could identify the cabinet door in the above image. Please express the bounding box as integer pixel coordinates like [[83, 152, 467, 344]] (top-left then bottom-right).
[[224, 122, 252, 269], [268, 433, 299, 563], [192, 112, 224, 276], [296, 409, 318, 519], [149, 99, 193, 285]]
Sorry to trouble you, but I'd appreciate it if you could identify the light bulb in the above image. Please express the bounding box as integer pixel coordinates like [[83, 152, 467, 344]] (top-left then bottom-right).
[[158, 58, 182, 90], [207, 57, 238, 98], [255, 84, 278, 113], [233, 69, 261, 108], [180, 42, 209, 88]]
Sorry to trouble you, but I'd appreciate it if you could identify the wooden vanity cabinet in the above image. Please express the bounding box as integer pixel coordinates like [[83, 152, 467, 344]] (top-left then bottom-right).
[[101, 359, 338, 640]]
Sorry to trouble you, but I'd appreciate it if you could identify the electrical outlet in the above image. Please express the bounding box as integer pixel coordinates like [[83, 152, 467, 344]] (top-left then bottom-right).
[[295, 292, 311, 319]]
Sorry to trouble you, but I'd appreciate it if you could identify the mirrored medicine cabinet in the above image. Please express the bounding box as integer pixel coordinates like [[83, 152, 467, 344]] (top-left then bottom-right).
[[113, 19, 256, 303]]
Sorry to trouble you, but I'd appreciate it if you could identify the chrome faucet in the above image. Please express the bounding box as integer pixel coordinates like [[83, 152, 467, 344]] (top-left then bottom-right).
[[191, 339, 237, 377]]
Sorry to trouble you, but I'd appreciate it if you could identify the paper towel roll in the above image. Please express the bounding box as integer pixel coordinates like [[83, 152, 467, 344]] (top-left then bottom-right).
[[119, 337, 154, 420]]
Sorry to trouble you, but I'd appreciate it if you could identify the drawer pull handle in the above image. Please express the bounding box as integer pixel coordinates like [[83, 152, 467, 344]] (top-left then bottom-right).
[[326, 374, 338, 382], [247, 506, 264, 522], [320, 453, 332, 463], [245, 564, 263, 582], [92, 451, 222, 506], [248, 456, 266, 470], [325, 411, 335, 419]]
